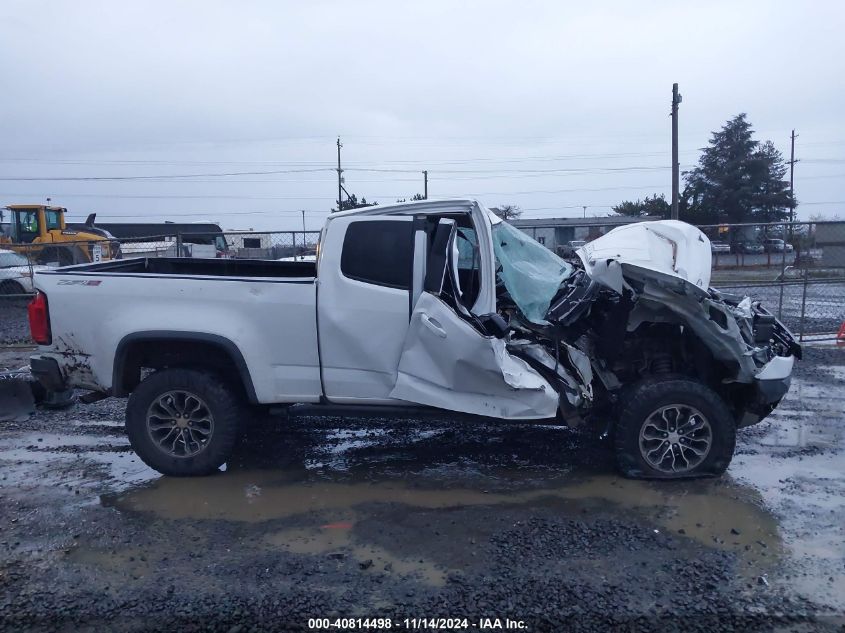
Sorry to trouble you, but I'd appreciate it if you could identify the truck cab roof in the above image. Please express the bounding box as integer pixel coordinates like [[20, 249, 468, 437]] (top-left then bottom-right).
[[329, 198, 482, 220]]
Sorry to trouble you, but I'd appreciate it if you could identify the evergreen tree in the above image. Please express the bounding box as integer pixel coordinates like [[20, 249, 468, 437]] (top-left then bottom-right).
[[683, 114, 794, 223], [333, 193, 378, 212], [753, 141, 795, 223], [612, 194, 671, 218]]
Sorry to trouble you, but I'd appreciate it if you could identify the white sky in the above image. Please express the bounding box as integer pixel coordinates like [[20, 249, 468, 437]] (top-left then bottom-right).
[[1, 0, 843, 230]]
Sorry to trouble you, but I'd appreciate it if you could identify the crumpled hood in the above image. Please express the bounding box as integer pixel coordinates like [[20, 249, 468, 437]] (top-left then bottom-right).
[[577, 220, 712, 293]]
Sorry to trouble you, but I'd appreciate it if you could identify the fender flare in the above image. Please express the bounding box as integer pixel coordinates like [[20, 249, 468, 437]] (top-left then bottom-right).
[[112, 331, 258, 403]]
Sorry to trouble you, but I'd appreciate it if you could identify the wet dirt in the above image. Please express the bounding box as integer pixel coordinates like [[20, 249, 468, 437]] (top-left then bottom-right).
[[0, 347, 843, 631]]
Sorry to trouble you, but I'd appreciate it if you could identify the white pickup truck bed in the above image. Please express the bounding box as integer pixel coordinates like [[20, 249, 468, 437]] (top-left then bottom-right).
[[32, 257, 322, 403]]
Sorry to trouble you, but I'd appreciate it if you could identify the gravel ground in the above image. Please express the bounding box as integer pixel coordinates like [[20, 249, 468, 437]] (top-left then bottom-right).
[[0, 346, 843, 631], [0, 299, 31, 345]]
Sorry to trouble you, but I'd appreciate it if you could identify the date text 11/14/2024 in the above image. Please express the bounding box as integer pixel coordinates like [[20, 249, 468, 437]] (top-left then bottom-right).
[[307, 617, 528, 630]]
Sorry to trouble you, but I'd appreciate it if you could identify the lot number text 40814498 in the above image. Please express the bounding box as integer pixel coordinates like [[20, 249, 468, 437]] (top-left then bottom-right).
[[307, 617, 528, 630]]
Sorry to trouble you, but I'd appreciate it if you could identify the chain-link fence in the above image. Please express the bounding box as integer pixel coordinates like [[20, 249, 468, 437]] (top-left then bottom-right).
[[698, 221, 845, 342]]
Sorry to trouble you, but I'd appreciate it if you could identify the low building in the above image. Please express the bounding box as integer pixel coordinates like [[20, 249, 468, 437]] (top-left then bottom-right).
[[511, 216, 657, 255], [814, 222, 845, 267], [225, 231, 274, 250]]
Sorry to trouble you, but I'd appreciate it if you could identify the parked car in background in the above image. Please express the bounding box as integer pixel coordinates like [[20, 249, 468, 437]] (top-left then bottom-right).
[[0, 248, 47, 294], [763, 238, 794, 253], [732, 241, 765, 255], [558, 240, 587, 257], [710, 241, 731, 254]]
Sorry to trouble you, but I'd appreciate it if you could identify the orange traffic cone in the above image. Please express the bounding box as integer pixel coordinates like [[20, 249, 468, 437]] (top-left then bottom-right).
[[838, 321, 845, 346]]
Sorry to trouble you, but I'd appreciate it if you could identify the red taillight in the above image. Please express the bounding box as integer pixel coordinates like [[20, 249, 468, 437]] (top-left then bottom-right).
[[28, 291, 52, 345]]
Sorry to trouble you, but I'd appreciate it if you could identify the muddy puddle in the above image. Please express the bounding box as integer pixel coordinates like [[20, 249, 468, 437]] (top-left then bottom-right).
[[100, 465, 784, 590], [265, 525, 448, 586], [111, 468, 781, 549]]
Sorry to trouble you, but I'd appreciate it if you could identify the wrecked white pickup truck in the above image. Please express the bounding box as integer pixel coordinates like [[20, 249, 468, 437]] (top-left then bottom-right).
[[28, 199, 800, 478]]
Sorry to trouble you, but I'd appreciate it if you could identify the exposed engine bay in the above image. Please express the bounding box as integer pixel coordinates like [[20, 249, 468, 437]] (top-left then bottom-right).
[[490, 219, 801, 430]]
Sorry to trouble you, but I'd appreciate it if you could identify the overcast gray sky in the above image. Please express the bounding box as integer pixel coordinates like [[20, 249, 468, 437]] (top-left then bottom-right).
[[1, 0, 843, 230]]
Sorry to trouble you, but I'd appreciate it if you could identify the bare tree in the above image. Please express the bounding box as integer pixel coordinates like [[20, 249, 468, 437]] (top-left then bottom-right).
[[490, 204, 522, 220]]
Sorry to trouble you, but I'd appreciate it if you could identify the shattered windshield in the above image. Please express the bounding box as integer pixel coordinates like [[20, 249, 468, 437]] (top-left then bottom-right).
[[492, 221, 574, 324]]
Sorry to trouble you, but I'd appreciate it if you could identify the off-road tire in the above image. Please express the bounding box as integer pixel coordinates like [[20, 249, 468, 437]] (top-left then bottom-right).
[[614, 377, 736, 479], [126, 368, 242, 476]]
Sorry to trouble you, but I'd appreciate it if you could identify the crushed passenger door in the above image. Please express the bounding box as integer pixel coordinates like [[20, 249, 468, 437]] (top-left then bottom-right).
[[389, 217, 558, 420]]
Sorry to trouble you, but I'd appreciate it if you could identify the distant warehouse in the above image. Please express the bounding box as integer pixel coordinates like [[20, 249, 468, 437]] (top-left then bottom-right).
[[510, 215, 656, 256]]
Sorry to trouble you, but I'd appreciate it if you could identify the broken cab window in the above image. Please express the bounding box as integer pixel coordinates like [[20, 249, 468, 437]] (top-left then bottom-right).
[[492, 221, 574, 324], [341, 220, 413, 289], [454, 227, 481, 308]]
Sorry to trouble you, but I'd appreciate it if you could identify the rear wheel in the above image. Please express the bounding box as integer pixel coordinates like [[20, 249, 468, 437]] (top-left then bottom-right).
[[126, 368, 242, 476], [613, 377, 736, 479]]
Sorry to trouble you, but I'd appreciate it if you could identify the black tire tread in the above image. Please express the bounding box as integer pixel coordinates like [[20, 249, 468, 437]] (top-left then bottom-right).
[[126, 368, 242, 476], [613, 376, 736, 480]]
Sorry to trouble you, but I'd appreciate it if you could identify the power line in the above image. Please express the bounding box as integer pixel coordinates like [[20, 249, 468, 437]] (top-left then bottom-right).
[[0, 183, 675, 200], [0, 168, 334, 182], [0, 149, 702, 167], [347, 165, 675, 174], [0, 166, 667, 181]]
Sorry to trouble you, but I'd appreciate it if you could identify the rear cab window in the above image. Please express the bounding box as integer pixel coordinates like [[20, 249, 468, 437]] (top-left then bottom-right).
[[340, 220, 413, 289]]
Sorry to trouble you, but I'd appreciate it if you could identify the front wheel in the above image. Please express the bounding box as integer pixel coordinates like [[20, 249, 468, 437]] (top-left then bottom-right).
[[613, 377, 736, 479], [126, 368, 242, 476]]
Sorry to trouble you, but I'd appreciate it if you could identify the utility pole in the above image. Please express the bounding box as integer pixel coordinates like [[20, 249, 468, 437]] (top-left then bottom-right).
[[786, 130, 799, 240], [789, 130, 798, 222], [300, 210, 307, 259], [336, 137, 343, 212], [671, 83, 682, 220], [423, 170, 428, 199]]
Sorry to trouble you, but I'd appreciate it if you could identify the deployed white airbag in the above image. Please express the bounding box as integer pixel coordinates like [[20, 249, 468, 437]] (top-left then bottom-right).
[[492, 221, 574, 324], [578, 220, 712, 291]]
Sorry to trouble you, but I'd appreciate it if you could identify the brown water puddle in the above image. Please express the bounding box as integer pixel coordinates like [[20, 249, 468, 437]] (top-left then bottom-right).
[[110, 470, 782, 589], [265, 526, 447, 586], [112, 470, 781, 556]]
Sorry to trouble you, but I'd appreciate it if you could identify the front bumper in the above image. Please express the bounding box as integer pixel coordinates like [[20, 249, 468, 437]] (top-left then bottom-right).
[[738, 354, 795, 427]]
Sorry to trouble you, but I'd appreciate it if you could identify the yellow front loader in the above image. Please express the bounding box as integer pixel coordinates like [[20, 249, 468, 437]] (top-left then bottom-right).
[[0, 204, 119, 266]]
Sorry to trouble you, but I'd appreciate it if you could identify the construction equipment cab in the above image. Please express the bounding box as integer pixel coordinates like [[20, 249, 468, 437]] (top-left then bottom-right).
[[0, 204, 119, 266]]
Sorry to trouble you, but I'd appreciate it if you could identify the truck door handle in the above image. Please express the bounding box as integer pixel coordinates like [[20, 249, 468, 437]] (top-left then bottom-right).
[[420, 314, 447, 338]]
